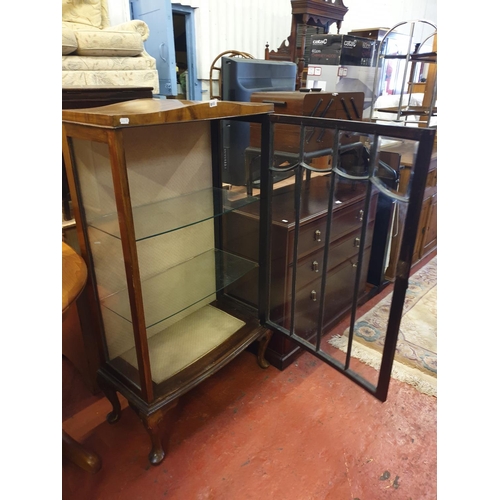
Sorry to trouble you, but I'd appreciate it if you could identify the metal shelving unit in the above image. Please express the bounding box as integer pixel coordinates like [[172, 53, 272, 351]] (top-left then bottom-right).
[[370, 20, 437, 127]]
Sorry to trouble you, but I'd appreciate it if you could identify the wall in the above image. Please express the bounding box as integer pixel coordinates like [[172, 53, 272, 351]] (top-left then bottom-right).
[[339, 0, 436, 36], [110, 0, 292, 78], [109, 0, 436, 98]]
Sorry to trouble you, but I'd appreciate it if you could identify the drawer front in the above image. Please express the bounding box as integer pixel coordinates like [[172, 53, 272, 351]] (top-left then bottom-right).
[[272, 248, 371, 339], [427, 168, 437, 187], [289, 221, 375, 291], [424, 167, 437, 198], [291, 196, 377, 262]]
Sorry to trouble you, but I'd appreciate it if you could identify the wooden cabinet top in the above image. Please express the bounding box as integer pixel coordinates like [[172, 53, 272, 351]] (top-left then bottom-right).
[[62, 98, 274, 129], [235, 175, 368, 228], [291, 0, 348, 22], [380, 139, 437, 168]]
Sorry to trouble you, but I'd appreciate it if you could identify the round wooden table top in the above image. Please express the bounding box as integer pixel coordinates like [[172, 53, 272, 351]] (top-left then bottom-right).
[[62, 241, 87, 317]]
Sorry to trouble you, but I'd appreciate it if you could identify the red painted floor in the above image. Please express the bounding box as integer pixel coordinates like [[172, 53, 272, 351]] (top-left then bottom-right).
[[62, 256, 437, 500]]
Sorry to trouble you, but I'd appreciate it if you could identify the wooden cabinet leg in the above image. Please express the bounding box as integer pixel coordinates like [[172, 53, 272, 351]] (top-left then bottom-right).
[[129, 399, 178, 466], [63, 430, 102, 474], [97, 373, 122, 424], [257, 329, 273, 369]]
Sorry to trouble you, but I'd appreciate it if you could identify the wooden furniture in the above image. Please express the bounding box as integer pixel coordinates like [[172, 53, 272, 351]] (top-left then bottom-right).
[[384, 144, 437, 280], [265, 0, 348, 89], [224, 175, 378, 369], [62, 242, 102, 474], [243, 90, 365, 194], [249, 91, 365, 153], [62, 86, 154, 110], [62, 98, 275, 465], [348, 28, 392, 41], [62, 86, 154, 395], [63, 86, 154, 221]]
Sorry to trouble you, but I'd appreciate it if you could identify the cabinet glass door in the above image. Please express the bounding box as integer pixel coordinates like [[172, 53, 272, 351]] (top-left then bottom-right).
[[259, 114, 436, 402]]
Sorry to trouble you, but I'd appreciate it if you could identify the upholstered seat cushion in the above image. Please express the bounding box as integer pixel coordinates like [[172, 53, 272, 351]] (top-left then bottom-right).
[[62, 23, 78, 55], [61, 0, 160, 93], [62, 53, 156, 71], [62, 68, 159, 90], [74, 29, 143, 57]]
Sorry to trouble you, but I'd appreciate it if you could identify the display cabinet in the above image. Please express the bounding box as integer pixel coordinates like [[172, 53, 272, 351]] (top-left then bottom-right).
[[63, 97, 437, 464], [62, 98, 274, 465]]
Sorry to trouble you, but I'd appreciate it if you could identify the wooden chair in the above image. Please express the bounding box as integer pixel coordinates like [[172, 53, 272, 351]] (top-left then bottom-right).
[[62, 242, 101, 474]]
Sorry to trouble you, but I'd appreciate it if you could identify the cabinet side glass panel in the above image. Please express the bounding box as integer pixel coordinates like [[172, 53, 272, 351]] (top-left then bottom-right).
[[71, 138, 137, 384]]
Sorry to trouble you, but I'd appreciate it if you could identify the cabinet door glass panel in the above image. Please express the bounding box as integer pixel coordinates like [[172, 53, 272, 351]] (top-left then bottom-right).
[[258, 113, 435, 400]]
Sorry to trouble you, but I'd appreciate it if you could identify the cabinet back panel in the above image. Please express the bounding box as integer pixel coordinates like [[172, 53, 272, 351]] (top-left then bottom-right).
[[123, 122, 213, 207]]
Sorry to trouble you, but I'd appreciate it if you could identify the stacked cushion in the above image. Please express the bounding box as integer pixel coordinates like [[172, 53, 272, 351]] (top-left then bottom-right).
[[74, 30, 143, 57], [62, 23, 78, 55]]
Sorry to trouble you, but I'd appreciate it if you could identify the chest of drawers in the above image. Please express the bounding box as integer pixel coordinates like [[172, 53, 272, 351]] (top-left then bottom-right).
[[223, 175, 378, 369]]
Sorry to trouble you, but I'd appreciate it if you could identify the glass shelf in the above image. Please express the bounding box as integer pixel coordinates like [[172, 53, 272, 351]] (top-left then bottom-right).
[[88, 187, 259, 241], [101, 248, 257, 328], [375, 106, 437, 117]]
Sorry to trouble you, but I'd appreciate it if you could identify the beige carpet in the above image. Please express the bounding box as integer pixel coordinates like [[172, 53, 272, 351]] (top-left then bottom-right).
[[328, 257, 437, 396]]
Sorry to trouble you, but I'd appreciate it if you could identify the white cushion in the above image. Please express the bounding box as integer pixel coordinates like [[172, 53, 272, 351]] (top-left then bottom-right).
[[62, 0, 103, 29], [62, 24, 78, 55], [74, 30, 143, 57]]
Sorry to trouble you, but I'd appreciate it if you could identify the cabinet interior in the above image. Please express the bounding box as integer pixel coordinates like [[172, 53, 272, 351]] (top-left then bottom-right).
[[72, 120, 261, 385]]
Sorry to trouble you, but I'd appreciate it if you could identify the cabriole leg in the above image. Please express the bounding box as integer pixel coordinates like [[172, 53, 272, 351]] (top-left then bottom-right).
[[257, 329, 273, 369], [97, 373, 122, 424], [129, 399, 178, 466]]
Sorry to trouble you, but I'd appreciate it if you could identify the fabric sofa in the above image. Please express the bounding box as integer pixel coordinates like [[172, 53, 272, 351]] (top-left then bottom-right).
[[62, 0, 159, 93]]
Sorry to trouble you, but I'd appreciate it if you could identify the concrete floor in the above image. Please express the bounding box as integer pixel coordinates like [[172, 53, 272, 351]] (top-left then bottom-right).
[[62, 263, 437, 500]]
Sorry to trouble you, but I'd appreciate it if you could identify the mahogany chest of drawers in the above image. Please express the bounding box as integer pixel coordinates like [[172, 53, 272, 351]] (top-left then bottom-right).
[[223, 175, 378, 369]]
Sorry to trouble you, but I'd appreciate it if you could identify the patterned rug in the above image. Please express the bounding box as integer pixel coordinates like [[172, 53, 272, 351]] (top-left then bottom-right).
[[328, 257, 437, 396]]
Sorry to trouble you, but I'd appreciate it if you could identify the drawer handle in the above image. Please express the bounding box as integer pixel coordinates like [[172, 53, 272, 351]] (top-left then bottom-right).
[[312, 260, 319, 272], [310, 290, 317, 301], [314, 229, 322, 242], [352, 262, 358, 268], [357, 209, 364, 222], [354, 237, 361, 248]]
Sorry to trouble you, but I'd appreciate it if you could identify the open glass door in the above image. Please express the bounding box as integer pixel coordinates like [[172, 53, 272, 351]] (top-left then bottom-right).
[[258, 113, 436, 402]]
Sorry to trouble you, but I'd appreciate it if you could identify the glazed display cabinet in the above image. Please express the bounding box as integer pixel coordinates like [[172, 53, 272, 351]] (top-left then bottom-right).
[[62, 99, 274, 465], [63, 96, 436, 467]]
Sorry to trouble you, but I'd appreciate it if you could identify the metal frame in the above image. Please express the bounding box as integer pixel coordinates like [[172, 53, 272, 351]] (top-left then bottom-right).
[[370, 20, 437, 127]]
